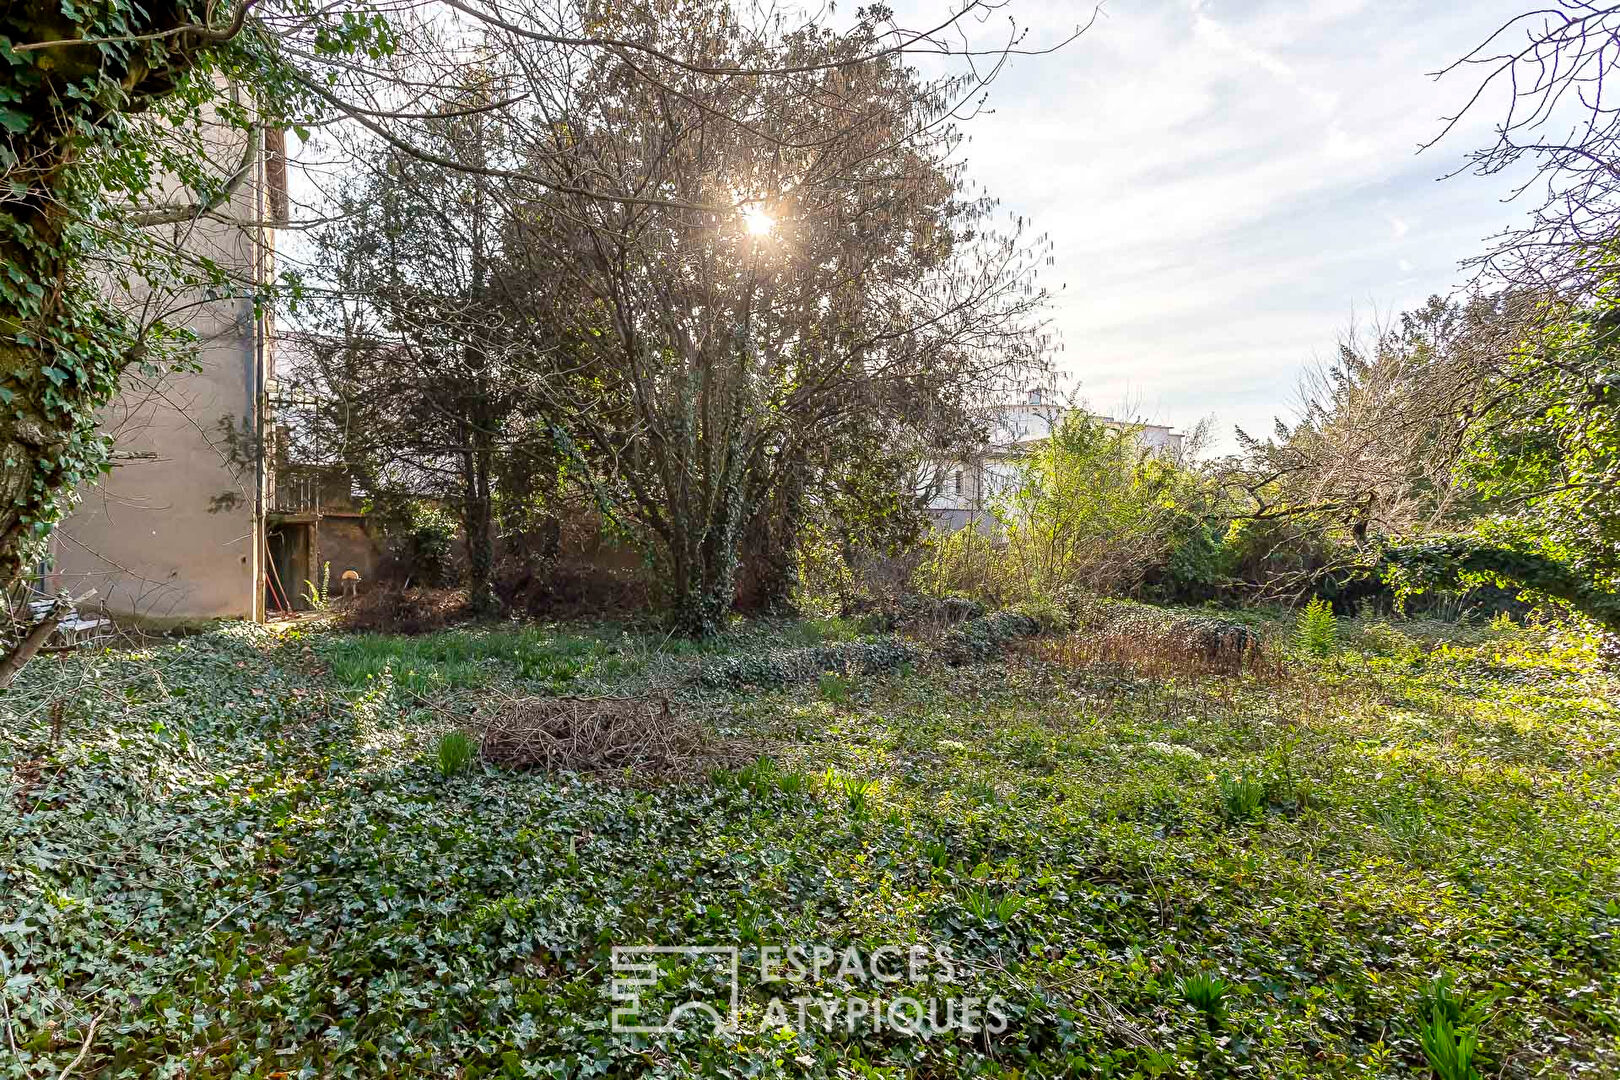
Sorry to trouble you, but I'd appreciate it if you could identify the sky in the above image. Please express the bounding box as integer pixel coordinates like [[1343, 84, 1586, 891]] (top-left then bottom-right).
[[900, 0, 1534, 450]]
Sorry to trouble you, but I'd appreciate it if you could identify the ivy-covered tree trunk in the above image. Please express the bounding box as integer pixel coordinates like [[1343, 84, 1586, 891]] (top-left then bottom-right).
[[667, 467, 749, 638], [737, 449, 807, 616], [464, 419, 500, 617], [0, 2, 214, 585]]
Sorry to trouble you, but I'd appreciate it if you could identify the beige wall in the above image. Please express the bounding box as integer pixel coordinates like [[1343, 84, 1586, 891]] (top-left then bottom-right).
[[317, 517, 381, 586], [53, 311, 263, 620], [50, 117, 269, 622]]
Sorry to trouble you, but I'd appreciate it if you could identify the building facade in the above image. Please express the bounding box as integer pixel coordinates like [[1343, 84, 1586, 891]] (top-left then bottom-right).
[[926, 386, 1184, 532], [47, 117, 374, 622]]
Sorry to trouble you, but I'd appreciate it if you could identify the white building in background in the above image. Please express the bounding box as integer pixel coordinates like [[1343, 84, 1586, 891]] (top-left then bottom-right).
[[926, 384, 1184, 532]]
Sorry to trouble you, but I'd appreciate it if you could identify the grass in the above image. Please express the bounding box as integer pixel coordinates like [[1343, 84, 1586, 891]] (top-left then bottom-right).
[[318, 625, 636, 694], [2, 610, 1617, 1077], [315, 618, 844, 697], [434, 730, 477, 776]]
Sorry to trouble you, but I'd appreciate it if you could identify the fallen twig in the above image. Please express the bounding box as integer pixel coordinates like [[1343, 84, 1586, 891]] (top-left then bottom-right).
[[57, 1010, 102, 1080]]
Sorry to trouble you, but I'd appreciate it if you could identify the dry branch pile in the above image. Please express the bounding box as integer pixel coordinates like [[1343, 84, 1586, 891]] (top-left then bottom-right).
[[476, 694, 751, 781], [340, 587, 471, 634]]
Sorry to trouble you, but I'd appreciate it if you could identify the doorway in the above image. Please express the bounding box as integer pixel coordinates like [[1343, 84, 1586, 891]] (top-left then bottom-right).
[[266, 522, 313, 612]]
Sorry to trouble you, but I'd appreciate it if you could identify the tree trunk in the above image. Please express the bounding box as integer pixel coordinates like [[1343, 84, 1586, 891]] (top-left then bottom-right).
[[467, 428, 499, 617], [0, 3, 216, 586], [0, 145, 119, 587], [669, 505, 745, 637], [737, 452, 806, 616]]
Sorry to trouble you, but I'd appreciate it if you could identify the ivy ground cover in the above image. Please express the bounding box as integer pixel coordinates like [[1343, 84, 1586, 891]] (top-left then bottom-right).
[[1, 615, 1617, 1078]]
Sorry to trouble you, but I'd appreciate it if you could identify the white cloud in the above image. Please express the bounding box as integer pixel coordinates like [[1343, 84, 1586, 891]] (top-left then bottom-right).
[[895, 0, 1532, 448]]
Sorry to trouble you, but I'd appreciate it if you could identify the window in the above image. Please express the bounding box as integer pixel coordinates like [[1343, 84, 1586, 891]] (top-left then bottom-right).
[[953, 469, 963, 496], [1029, 388, 1043, 405]]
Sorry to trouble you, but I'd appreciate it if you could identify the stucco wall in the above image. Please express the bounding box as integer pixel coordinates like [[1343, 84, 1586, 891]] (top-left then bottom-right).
[[318, 517, 381, 586], [52, 300, 263, 620], [49, 116, 267, 622]]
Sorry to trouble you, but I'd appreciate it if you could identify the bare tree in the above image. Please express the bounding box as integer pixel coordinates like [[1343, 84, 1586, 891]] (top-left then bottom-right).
[[1215, 294, 1544, 593], [1434, 2, 1620, 291]]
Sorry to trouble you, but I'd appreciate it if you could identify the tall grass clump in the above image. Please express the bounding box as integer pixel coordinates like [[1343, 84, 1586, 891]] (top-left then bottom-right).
[[1178, 972, 1230, 1025], [1295, 596, 1337, 657], [1218, 772, 1266, 821], [435, 731, 477, 776]]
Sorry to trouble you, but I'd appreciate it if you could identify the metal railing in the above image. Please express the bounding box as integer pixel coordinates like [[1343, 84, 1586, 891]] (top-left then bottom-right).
[[269, 469, 321, 515]]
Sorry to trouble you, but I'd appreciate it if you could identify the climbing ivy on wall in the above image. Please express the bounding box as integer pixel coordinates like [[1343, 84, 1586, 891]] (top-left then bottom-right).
[[0, 1, 389, 586]]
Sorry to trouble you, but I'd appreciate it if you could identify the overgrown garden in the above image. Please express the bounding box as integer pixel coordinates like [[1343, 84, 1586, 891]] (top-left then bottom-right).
[[5, 0, 1620, 1076], [3, 605, 1617, 1076]]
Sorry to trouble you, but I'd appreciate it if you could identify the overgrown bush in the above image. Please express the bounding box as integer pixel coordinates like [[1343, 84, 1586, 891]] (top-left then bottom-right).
[[695, 637, 922, 690], [382, 504, 460, 588], [937, 611, 1043, 665], [918, 413, 1203, 609], [1145, 516, 1230, 604]]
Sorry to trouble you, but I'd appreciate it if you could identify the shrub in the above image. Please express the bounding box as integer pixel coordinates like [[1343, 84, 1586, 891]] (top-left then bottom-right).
[[495, 558, 652, 621], [1148, 517, 1229, 604], [1295, 596, 1338, 657], [1171, 615, 1261, 672], [858, 595, 985, 634], [916, 412, 1205, 606], [937, 611, 1042, 665], [1010, 597, 1069, 633], [695, 637, 921, 690], [394, 504, 459, 587], [435, 731, 477, 777]]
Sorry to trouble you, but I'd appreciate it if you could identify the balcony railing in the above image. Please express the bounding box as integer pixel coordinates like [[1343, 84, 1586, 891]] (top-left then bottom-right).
[[269, 469, 321, 515]]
